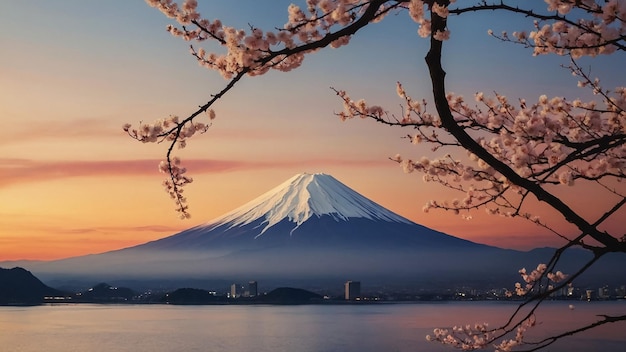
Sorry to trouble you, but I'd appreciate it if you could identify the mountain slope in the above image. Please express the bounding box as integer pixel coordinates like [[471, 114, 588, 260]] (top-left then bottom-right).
[[136, 172, 486, 252], [0, 267, 64, 304], [211, 172, 412, 234]]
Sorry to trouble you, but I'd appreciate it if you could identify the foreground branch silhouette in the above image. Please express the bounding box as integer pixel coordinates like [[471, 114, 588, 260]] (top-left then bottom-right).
[[130, 1, 625, 350]]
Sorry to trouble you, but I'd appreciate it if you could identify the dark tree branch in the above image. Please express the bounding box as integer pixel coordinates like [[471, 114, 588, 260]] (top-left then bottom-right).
[[520, 314, 626, 352], [424, 1, 624, 253]]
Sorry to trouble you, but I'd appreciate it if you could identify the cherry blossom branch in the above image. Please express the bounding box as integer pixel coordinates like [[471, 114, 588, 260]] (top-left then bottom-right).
[[450, 1, 626, 56]]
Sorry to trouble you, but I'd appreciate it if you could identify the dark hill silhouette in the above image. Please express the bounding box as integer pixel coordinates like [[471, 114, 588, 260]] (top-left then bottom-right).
[[162, 288, 226, 304], [76, 282, 135, 302], [161, 287, 322, 305], [0, 267, 64, 305], [258, 287, 323, 304]]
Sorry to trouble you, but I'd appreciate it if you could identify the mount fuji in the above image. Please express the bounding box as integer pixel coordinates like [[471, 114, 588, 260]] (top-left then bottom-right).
[[12, 173, 621, 288], [136, 172, 487, 252]]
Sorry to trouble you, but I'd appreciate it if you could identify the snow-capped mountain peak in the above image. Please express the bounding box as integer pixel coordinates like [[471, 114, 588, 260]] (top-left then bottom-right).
[[204, 173, 411, 236]]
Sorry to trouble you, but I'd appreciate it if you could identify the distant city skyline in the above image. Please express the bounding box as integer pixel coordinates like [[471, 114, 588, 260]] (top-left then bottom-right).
[[1, 1, 623, 260]]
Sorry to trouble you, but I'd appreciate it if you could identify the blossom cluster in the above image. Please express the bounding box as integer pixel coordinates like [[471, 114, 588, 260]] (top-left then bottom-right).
[[123, 113, 212, 146], [510, 264, 568, 296], [143, 0, 461, 82], [145, 0, 410, 79], [426, 323, 491, 350], [159, 157, 192, 218], [492, 315, 537, 352], [124, 112, 213, 216], [498, 0, 626, 57], [426, 315, 538, 352]]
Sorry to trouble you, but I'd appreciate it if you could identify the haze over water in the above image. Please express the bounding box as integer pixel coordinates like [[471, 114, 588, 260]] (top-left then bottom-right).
[[2, 302, 624, 352]]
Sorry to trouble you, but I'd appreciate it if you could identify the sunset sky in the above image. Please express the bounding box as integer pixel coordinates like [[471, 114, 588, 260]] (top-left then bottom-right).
[[1, 1, 624, 261]]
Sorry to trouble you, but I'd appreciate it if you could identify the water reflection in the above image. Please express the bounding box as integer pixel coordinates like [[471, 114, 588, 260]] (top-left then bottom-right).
[[0, 301, 623, 352]]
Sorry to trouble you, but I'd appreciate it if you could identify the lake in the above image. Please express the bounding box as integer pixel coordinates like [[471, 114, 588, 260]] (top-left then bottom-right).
[[1, 301, 624, 351]]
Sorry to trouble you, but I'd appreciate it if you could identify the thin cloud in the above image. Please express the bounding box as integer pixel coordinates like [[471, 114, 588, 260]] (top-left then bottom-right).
[[0, 157, 392, 188], [3, 118, 123, 146], [207, 127, 290, 140], [44, 225, 186, 236], [5, 118, 294, 146], [0, 158, 243, 188]]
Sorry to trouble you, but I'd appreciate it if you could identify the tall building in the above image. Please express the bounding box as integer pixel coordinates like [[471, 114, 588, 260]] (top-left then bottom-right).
[[344, 281, 361, 300], [230, 283, 242, 298], [617, 285, 626, 298], [248, 281, 258, 297]]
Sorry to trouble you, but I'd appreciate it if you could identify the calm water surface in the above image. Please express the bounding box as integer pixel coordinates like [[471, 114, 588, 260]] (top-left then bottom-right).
[[1, 301, 624, 351]]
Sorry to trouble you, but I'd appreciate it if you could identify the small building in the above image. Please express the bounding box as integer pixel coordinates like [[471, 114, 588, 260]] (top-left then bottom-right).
[[598, 285, 610, 299], [344, 281, 361, 300], [248, 281, 258, 297]]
